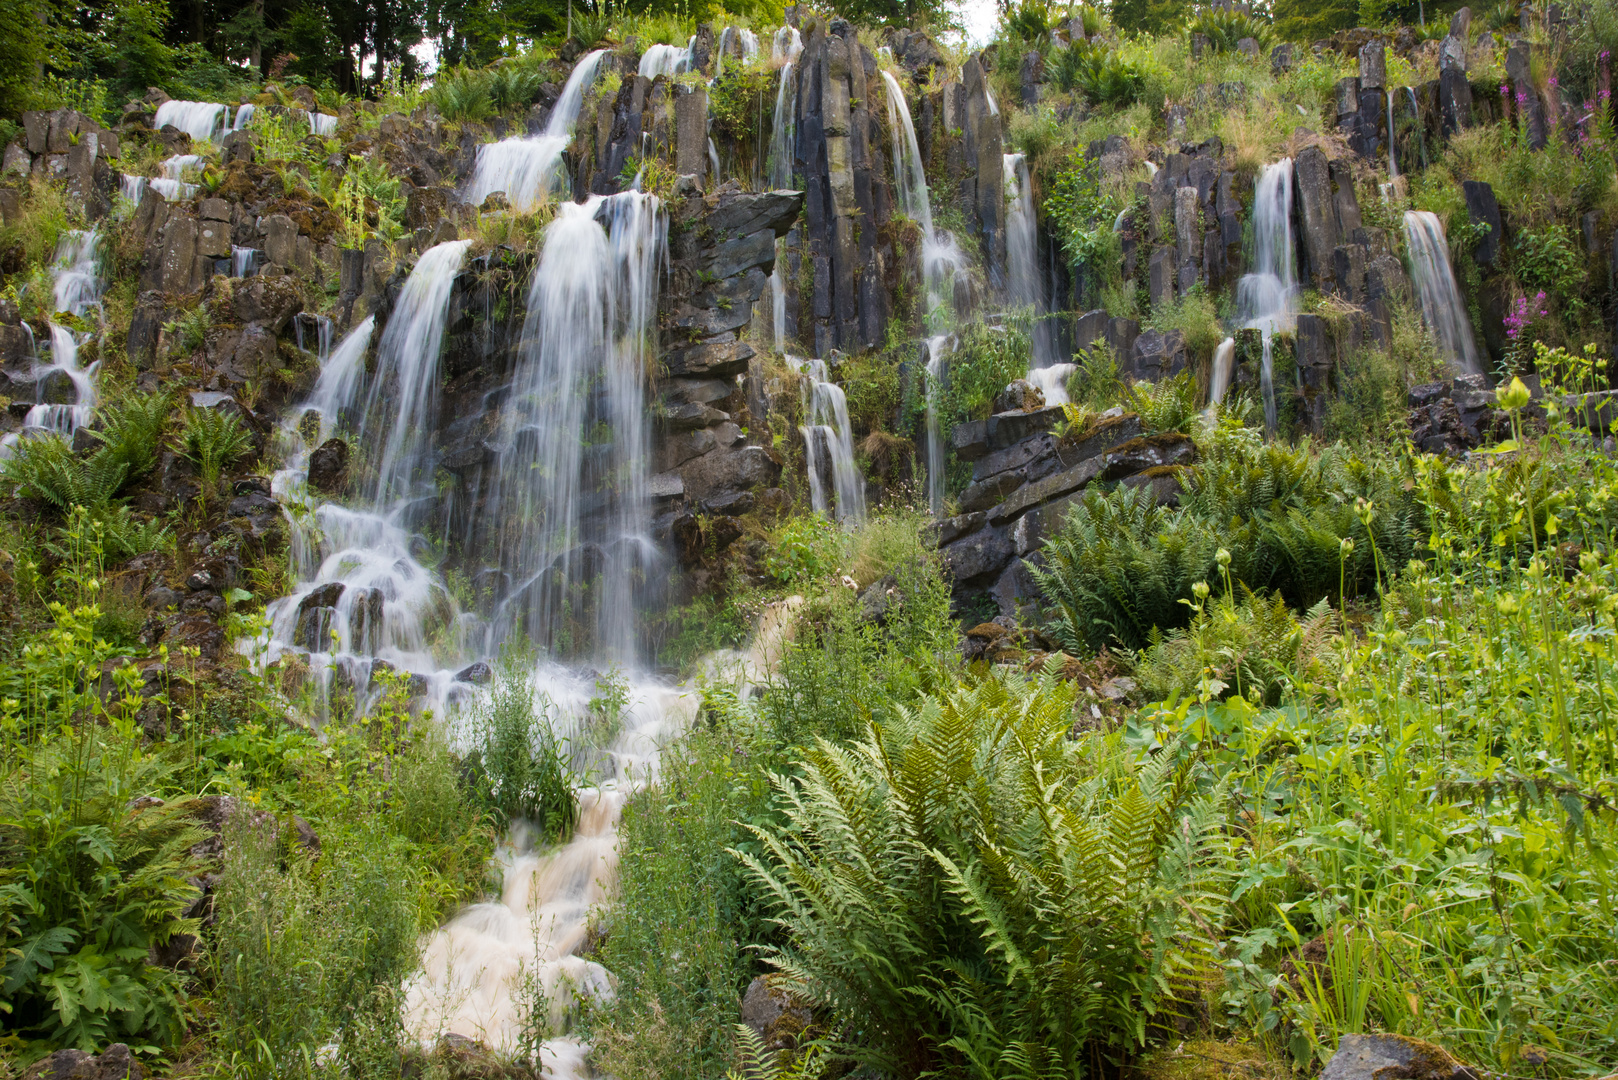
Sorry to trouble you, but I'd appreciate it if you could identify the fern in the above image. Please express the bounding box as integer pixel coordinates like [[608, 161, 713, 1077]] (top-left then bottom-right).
[[179, 406, 255, 499], [735, 669, 1221, 1074], [1, 435, 128, 513]]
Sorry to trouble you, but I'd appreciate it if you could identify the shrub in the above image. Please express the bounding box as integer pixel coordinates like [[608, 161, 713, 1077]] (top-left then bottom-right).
[[487, 63, 544, 112], [1065, 342, 1122, 408], [458, 652, 578, 842], [1187, 9, 1274, 52], [737, 670, 1222, 1074], [178, 405, 255, 499], [1053, 42, 1145, 106], [936, 319, 1032, 424], [426, 66, 494, 121], [1124, 369, 1200, 434]]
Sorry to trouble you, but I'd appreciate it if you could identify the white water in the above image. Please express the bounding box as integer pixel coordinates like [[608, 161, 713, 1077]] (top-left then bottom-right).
[[483, 193, 666, 662], [148, 154, 203, 201], [1403, 210, 1482, 374], [787, 356, 866, 525], [1235, 159, 1298, 433], [233, 103, 255, 131], [1027, 363, 1076, 407], [309, 111, 340, 137], [765, 27, 802, 350], [772, 25, 803, 63], [153, 100, 228, 142], [879, 70, 965, 332], [3, 231, 103, 458], [1005, 152, 1059, 374], [232, 246, 260, 277], [465, 50, 607, 211], [121, 174, 148, 202], [1387, 89, 1399, 182], [1206, 336, 1236, 413], [924, 334, 953, 515], [638, 42, 692, 79]]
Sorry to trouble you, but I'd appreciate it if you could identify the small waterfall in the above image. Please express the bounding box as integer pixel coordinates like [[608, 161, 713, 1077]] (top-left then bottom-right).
[[1404, 87, 1428, 170], [308, 111, 339, 136], [464, 49, 607, 211], [1403, 211, 1482, 374], [787, 356, 866, 525], [360, 240, 473, 504], [1005, 152, 1059, 372], [1206, 336, 1236, 411], [153, 100, 228, 142], [4, 231, 103, 457], [150, 154, 203, 201], [880, 71, 965, 329], [772, 25, 803, 62], [233, 103, 255, 131], [483, 192, 666, 661], [1235, 158, 1298, 433], [638, 42, 692, 79], [231, 246, 261, 277], [1387, 89, 1399, 182], [1027, 364, 1076, 406], [120, 174, 148, 202], [765, 26, 803, 350], [924, 334, 953, 515]]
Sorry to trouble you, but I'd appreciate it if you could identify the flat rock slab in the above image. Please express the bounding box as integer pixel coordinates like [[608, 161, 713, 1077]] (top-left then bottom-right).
[[1320, 1034, 1480, 1080]]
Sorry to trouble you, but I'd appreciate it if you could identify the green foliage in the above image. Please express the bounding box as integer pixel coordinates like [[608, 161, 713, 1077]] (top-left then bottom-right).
[[178, 406, 255, 499], [708, 57, 772, 145], [737, 670, 1221, 1074], [936, 319, 1033, 424], [1124, 370, 1199, 435], [459, 651, 578, 841], [1187, 9, 1274, 52], [1109, 0, 1184, 36], [1050, 41, 1145, 106], [88, 391, 171, 482], [426, 65, 495, 121], [1033, 439, 1423, 652], [1144, 286, 1223, 357], [1271, 0, 1359, 42], [764, 514, 844, 585], [2, 436, 133, 517], [1044, 151, 1123, 301], [839, 351, 902, 436], [488, 61, 545, 112], [1064, 343, 1122, 409]]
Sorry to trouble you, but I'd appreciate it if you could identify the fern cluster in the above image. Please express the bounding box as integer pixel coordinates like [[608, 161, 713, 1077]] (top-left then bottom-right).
[[1031, 439, 1424, 653], [737, 668, 1224, 1077], [1124, 370, 1200, 435], [1, 393, 174, 559], [1186, 9, 1275, 52], [1048, 42, 1145, 106], [427, 62, 546, 121]]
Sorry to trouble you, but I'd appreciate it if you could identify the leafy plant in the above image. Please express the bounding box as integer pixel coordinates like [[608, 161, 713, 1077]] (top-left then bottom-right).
[[737, 670, 1222, 1074], [178, 405, 255, 500], [426, 66, 494, 122], [459, 651, 578, 841], [1187, 9, 1274, 53], [1124, 369, 1200, 435], [1050, 42, 1144, 106], [487, 62, 544, 113]]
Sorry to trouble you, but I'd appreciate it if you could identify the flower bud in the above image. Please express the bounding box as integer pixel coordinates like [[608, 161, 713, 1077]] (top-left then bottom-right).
[[1496, 376, 1531, 411], [1192, 581, 1210, 601], [1340, 537, 1355, 556], [1216, 548, 1231, 567]]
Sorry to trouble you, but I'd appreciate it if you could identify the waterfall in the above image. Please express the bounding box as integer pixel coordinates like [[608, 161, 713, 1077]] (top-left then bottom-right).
[[787, 356, 866, 525], [482, 192, 665, 662], [1027, 364, 1076, 406], [255, 242, 476, 715], [638, 42, 692, 79], [360, 240, 473, 504], [2, 231, 101, 457], [1387, 89, 1399, 181], [233, 103, 255, 131], [464, 49, 607, 211], [924, 334, 953, 515], [1404, 87, 1428, 170], [149, 154, 203, 201], [1206, 336, 1236, 411], [121, 174, 147, 202], [772, 25, 803, 62], [1005, 151, 1059, 373], [880, 71, 965, 329], [765, 27, 803, 350], [1403, 211, 1482, 374], [1234, 158, 1298, 433], [153, 100, 228, 142], [308, 111, 339, 136], [231, 246, 260, 277]]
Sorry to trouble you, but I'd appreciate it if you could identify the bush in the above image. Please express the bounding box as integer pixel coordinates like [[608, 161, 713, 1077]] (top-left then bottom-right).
[[426, 66, 494, 122], [1187, 9, 1274, 52], [178, 405, 255, 500], [737, 670, 1222, 1074], [458, 652, 578, 842], [1124, 369, 1200, 435], [1051, 42, 1145, 106], [1065, 343, 1122, 408]]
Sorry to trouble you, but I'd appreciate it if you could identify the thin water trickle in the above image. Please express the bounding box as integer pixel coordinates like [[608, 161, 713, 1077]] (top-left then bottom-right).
[[1206, 336, 1236, 416], [1403, 210, 1482, 374], [464, 50, 608, 211], [788, 356, 866, 525], [1234, 159, 1298, 433], [1027, 364, 1076, 407], [1005, 152, 1059, 372]]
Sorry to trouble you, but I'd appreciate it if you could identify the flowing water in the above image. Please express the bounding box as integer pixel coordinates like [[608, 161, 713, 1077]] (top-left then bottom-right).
[[464, 50, 607, 211], [232, 246, 260, 277], [1234, 158, 1298, 433], [1004, 151, 1059, 375], [766, 26, 804, 350], [1206, 336, 1237, 414], [153, 100, 228, 142], [309, 111, 340, 137], [1403, 210, 1482, 374], [638, 43, 692, 79], [2, 231, 103, 457], [1027, 363, 1076, 407], [148, 154, 204, 201], [478, 193, 666, 662], [233, 103, 255, 131], [787, 356, 866, 525], [1387, 89, 1399, 182]]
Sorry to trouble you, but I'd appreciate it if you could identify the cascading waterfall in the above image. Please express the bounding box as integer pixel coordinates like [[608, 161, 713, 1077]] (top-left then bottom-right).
[[360, 241, 474, 504], [638, 42, 693, 79], [1004, 151, 1060, 375], [464, 49, 607, 211], [482, 192, 666, 662], [120, 174, 148, 203], [1404, 87, 1428, 170], [19, 232, 102, 446], [232, 103, 255, 131], [1206, 336, 1237, 414], [765, 26, 804, 349], [1027, 363, 1076, 407], [153, 100, 228, 142], [1234, 158, 1298, 432], [231, 246, 260, 277], [148, 154, 203, 201], [924, 334, 953, 515], [879, 69, 965, 326], [787, 356, 866, 525], [308, 111, 340, 136], [1403, 210, 1482, 374], [1387, 88, 1399, 182]]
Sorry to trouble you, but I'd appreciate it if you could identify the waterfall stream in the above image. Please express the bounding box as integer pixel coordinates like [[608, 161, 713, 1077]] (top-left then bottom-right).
[[2, 230, 104, 458], [1403, 210, 1482, 374], [924, 334, 954, 515], [787, 356, 866, 525], [1234, 158, 1298, 433], [766, 26, 804, 350], [465, 50, 608, 211], [153, 100, 228, 142]]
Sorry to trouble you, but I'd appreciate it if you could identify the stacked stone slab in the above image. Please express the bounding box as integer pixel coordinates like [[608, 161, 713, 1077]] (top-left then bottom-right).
[[4, 109, 122, 220]]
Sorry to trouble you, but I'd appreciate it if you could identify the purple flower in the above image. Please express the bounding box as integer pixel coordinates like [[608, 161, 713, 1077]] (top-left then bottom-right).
[[1603, 50, 1612, 60], [1549, 76, 1559, 88], [1603, 89, 1613, 101], [1501, 83, 1511, 97], [1516, 91, 1529, 106]]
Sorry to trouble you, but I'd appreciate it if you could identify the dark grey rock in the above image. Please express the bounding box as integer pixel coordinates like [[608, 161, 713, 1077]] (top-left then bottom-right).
[[455, 661, 493, 685], [1318, 1034, 1479, 1080], [941, 526, 1013, 584], [1463, 180, 1502, 267]]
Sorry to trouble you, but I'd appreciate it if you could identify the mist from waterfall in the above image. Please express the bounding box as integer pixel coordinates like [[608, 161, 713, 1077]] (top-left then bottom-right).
[[1234, 158, 1298, 433], [464, 49, 608, 211], [1403, 210, 1482, 374], [788, 356, 866, 525]]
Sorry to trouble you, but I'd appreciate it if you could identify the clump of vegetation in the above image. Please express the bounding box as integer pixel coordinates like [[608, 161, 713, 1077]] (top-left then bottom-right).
[[178, 405, 255, 505]]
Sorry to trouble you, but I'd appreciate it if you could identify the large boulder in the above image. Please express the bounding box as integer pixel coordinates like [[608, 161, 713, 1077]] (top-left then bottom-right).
[[1319, 1034, 1479, 1080]]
